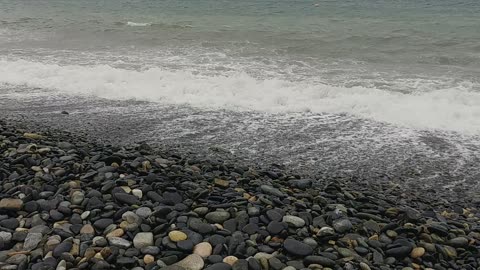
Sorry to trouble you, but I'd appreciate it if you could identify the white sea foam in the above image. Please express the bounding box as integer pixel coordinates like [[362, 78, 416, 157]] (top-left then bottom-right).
[[1, 59, 480, 134], [126, 21, 151, 27]]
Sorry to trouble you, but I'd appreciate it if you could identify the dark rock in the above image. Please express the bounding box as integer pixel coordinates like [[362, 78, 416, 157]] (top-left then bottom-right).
[[53, 241, 73, 257], [267, 221, 287, 235], [283, 239, 313, 256], [304, 256, 335, 267], [114, 193, 139, 205], [205, 263, 232, 270], [93, 219, 113, 230]]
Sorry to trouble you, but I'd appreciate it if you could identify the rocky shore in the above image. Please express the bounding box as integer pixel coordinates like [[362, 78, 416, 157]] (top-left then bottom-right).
[[0, 120, 479, 270]]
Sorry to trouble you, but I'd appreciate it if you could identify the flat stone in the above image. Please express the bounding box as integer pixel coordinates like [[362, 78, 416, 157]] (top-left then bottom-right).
[[282, 216, 305, 228], [304, 256, 335, 267], [214, 179, 230, 188], [205, 211, 231, 224], [206, 262, 232, 270], [0, 198, 23, 210], [0, 218, 19, 229], [24, 233, 43, 251], [175, 254, 205, 270], [386, 246, 412, 258], [108, 237, 131, 248], [136, 207, 152, 218], [106, 228, 124, 238], [0, 231, 12, 243], [53, 241, 73, 257], [447, 237, 468, 248], [93, 219, 113, 230], [260, 185, 286, 197], [114, 193, 139, 205], [267, 221, 287, 235], [283, 239, 313, 256]]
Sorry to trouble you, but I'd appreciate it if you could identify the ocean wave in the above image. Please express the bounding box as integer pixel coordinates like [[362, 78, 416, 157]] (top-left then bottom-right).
[[1, 59, 480, 134], [126, 21, 151, 27]]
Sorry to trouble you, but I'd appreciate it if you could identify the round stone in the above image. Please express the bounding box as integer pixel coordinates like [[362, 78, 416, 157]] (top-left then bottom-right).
[[223, 256, 238, 266], [332, 218, 352, 233], [193, 242, 213, 258], [410, 247, 425, 259], [136, 207, 152, 218], [169, 231, 188, 242], [133, 232, 154, 249], [144, 254, 155, 264]]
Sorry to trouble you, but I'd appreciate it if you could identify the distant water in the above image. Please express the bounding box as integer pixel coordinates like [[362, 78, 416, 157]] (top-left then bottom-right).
[[2, 0, 480, 191], [1, 0, 480, 133]]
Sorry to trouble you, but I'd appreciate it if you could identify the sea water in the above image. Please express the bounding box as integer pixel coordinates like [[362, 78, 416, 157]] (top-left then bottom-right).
[[1, 0, 480, 189]]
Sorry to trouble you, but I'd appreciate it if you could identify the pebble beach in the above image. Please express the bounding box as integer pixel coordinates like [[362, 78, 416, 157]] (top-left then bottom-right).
[[0, 120, 479, 270]]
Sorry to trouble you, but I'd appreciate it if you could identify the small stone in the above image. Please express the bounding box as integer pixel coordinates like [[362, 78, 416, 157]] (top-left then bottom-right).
[[447, 237, 468, 248], [80, 224, 95, 235], [282, 216, 305, 228], [93, 219, 113, 230], [177, 239, 194, 251], [175, 254, 205, 270], [6, 254, 27, 265], [386, 246, 412, 258], [214, 179, 230, 188], [56, 259, 67, 270], [136, 207, 152, 218], [114, 193, 139, 205], [0, 231, 12, 243], [223, 256, 239, 266], [304, 256, 335, 267], [0, 198, 23, 210], [71, 191, 85, 205], [134, 232, 154, 249], [205, 211, 231, 224], [260, 185, 286, 197], [410, 247, 425, 259], [359, 262, 371, 270], [24, 233, 43, 251], [169, 231, 188, 242], [132, 189, 143, 199], [206, 263, 232, 270], [93, 236, 107, 246], [193, 242, 213, 258], [144, 254, 155, 264], [108, 237, 131, 248], [0, 218, 19, 229], [106, 228, 124, 238], [53, 241, 73, 257], [333, 218, 352, 233], [283, 239, 313, 256]]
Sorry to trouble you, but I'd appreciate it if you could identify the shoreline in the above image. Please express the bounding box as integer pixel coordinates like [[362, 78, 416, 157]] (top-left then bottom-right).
[[0, 119, 479, 269]]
